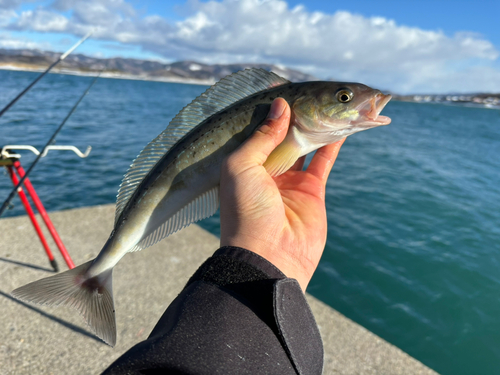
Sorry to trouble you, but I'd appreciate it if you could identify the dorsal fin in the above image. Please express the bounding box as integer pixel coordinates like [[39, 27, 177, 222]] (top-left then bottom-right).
[[115, 68, 290, 224]]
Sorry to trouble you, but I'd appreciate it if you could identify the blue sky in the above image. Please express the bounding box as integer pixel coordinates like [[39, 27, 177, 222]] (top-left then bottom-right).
[[1, 0, 499, 94]]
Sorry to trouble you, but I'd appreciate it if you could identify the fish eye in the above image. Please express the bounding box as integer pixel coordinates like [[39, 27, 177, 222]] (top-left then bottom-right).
[[336, 89, 353, 103]]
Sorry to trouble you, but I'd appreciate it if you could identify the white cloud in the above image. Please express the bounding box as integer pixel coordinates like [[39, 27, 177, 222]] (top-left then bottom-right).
[[2, 0, 500, 93], [14, 9, 69, 31], [0, 32, 50, 50], [0, 9, 16, 27], [0, 0, 36, 26], [0, 0, 31, 9]]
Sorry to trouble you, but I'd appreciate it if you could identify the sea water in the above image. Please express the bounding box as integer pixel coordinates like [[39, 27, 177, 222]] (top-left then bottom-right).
[[1, 70, 499, 375]]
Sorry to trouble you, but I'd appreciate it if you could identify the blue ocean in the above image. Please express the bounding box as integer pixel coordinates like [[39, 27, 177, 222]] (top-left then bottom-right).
[[1, 70, 499, 375]]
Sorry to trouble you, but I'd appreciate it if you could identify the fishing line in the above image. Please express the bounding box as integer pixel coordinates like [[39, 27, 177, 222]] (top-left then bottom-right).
[[0, 31, 93, 119], [0, 72, 101, 218]]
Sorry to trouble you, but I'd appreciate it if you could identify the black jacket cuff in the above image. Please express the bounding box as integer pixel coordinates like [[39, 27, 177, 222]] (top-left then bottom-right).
[[103, 246, 323, 375]]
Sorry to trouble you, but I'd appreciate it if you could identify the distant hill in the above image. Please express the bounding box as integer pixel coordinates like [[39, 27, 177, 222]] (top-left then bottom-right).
[[2, 49, 497, 108], [0, 48, 317, 84]]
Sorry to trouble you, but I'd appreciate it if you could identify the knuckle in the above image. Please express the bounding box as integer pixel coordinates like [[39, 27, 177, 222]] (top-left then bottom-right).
[[256, 122, 280, 147]]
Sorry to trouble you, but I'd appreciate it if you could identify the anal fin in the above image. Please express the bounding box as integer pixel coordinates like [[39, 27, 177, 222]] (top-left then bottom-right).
[[130, 186, 220, 252]]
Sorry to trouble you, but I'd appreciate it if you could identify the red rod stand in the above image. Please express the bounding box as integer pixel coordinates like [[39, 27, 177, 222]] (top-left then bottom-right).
[[4, 159, 75, 270], [6, 166, 59, 272], [13, 161, 75, 269]]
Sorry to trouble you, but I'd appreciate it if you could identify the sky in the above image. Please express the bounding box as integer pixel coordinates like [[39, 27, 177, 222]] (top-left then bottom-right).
[[0, 0, 499, 94]]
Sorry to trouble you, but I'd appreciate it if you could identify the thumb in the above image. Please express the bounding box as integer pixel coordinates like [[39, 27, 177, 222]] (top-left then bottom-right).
[[233, 98, 291, 167]]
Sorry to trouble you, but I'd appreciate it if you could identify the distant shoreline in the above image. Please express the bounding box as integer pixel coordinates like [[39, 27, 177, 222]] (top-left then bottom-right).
[[2, 63, 499, 110], [0, 64, 214, 86], [392, 93, 500, 109]]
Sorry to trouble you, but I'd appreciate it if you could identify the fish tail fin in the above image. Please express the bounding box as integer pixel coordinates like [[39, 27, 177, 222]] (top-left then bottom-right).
[[11, 260, 116, 346]]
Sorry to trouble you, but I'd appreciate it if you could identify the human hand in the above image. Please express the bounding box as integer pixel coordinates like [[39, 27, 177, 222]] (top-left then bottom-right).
[[220, 98, 345, 291]]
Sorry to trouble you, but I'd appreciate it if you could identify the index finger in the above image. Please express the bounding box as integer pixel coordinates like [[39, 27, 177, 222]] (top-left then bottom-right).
[[306, 139, 345, 184]]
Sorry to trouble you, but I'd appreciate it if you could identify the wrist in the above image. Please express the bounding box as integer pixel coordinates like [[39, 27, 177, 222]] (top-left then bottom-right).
[[220, 235, 315, 292]]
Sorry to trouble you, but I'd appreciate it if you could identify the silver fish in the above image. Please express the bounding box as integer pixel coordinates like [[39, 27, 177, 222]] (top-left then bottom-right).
[[12, 68, 391, 346]]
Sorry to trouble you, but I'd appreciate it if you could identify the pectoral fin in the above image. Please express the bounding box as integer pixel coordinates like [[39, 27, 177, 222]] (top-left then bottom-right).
[[264, 133, 302, 177]]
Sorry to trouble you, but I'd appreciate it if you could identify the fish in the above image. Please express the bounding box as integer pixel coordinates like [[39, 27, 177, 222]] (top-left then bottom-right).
[[11, 68, 391, 346]]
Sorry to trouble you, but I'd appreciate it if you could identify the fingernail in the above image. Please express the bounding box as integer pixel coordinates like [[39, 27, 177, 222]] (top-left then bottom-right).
[[267, 98, 286, 119]]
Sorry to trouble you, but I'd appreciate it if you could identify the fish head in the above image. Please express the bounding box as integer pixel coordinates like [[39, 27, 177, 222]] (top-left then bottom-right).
[[291, 82, 391, 148]]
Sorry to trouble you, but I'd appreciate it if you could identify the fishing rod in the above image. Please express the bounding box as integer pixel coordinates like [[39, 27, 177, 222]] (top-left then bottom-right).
[[0, 31, 93, 119], [0, 72, 101, 218]]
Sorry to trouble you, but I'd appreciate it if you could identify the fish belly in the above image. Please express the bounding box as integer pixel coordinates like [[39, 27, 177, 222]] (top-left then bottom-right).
[[119, 108, 261, 253]]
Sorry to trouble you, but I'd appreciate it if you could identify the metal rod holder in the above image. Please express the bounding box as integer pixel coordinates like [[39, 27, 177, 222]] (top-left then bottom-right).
[[1, 145, 92, 159]]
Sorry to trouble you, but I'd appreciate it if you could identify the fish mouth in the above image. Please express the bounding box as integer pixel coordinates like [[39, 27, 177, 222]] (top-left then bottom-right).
[[354, 93, 392, 127]]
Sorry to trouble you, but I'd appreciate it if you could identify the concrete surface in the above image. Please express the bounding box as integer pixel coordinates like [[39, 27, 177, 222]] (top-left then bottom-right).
[[0, 204, 439, 374]]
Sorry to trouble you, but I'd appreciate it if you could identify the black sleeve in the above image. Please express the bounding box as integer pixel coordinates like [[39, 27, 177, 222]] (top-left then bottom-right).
[[102, 246, 324, 375]]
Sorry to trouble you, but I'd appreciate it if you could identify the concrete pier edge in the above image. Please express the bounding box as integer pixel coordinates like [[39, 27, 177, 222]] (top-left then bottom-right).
[[0, 204, 438, 374]]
